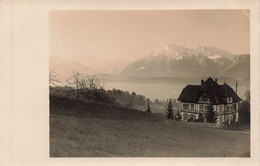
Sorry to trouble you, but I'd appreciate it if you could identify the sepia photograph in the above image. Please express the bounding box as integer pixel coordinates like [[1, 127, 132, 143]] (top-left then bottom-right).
[[2, 0, 260, 165], [49, 10, 251, 157]]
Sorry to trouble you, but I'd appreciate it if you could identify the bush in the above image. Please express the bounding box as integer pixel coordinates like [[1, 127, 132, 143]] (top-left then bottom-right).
[[81, 88, 116, 103], [187, 118, 194, 122], [193, 113, 204, 122], [50, 86, 76, 98], [175, 112, 182, 121], [50, 86, 116, 104], [223, 121, 242, 131]]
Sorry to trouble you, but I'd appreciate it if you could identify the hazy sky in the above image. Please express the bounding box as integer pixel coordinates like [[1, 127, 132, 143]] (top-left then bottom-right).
[[50, 10, 250, 62]]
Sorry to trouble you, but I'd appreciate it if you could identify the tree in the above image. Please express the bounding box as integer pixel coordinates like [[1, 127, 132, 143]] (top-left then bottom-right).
[[239, 101, 250, 123], [66, 70, 103, 99], [137, 95, 146, 105], [66, 70, 82, 98], [244, 89, 250, 102], [166, 101, 174, 120], [239, 90, 250, 124], [146, 98, 152, 113], [85, 75, 102, 90], [206, 105, 217, 123], [49, 70, 60, 87]]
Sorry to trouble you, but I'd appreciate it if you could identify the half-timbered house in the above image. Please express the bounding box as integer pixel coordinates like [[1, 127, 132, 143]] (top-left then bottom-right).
[[177, 77, 241, 124]]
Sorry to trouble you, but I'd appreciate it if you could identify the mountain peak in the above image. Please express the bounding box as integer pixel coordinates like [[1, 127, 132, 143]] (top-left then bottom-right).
[[153, 44, 235, 60], [194, 46, 233, 59], [151, 44, 192, 60], [122, 44, 249, 80]]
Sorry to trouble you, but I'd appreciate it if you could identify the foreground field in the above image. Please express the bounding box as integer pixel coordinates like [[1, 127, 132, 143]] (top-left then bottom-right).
[[50, 96, 250, 157]]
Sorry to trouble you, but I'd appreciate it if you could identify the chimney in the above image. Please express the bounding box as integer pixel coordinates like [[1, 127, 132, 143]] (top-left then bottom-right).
[[215, 79, 218, 83], [201, 80, 204, 89], [236, 82, 238, 93]]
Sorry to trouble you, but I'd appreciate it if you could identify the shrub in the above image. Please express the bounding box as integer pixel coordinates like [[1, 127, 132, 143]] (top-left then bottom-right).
[[175, 112, 182, 121], [193, 113, 204, 122], [187, 118, 194, 122], [206, 105, 217, 123], [223, 121, 242, 131]]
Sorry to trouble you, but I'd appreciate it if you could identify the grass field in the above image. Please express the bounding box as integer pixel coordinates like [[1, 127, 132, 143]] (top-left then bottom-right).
[[50, 95, 250, 157]]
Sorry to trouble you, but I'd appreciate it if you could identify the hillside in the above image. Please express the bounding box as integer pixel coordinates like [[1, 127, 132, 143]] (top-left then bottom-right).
[[50, 95, 250, 157]]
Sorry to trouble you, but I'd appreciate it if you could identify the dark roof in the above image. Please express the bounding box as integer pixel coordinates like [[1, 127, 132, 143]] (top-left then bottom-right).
[[177, 85, 201, 103], [177, 77, 241, 104]]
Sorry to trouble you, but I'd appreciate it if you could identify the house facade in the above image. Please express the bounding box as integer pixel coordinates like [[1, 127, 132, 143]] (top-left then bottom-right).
[[177, 77, 241, 124]]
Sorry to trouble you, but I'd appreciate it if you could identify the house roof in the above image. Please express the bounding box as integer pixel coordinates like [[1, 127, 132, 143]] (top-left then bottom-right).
[[177, 77, 241, 104]]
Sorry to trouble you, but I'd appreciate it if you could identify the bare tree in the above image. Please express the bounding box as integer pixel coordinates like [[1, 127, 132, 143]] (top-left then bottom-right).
[[66, 70, 82, 98], [49, 70, 60, 87], [86, 75, 102, 90], [66, 70, 103, 98]]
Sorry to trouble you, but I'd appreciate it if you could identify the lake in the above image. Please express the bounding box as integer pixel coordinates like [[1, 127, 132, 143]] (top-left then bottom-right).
[[103, 82, 249, 101]]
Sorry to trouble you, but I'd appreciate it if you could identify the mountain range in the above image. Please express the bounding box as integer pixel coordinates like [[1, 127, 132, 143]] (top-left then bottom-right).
[[122, 44, 249, 80], [50, 44, 250, 82]]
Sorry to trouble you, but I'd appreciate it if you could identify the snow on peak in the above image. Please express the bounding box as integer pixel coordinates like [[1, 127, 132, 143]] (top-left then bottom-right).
[[176, 56, 183, 60], [208, 55, 222, 59], [162, 45, 170, 52], [136, 66, 145, 70], [150, 44, 190, 60], [144, 44, 235, 64]]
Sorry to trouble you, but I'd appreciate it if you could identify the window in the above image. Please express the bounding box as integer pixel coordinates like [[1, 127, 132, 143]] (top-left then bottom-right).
[[219, 105, 222, 113], [191, 104, 194, 111], [183, 103, 189, 110], [225, 97, 229, 103], [227, 105, 230, 112], [226, 97, 233, 103]]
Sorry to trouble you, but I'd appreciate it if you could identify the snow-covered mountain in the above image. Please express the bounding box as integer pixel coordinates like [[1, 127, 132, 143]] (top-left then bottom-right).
[[122, 44, 249, 80], [50, 55, 132, 83]]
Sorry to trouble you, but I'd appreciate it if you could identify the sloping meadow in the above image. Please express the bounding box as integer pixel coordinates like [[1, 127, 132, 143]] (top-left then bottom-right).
[[50, 95, 250, 157]]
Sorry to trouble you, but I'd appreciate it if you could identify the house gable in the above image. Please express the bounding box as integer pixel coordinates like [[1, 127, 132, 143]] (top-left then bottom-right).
[[198, 93, 211, 104]]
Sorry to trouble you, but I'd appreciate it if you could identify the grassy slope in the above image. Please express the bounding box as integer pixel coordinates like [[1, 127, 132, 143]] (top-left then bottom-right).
[[50, 96, 250, 157]]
